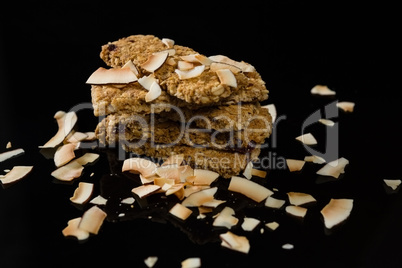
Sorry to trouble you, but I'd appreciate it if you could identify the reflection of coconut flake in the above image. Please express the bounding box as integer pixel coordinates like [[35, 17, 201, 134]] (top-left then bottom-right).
[[311, 85, 336, 95], [383, 179, 402, 190]]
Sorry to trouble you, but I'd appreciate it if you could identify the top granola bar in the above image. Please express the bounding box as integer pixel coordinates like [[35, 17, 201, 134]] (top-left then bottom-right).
[[98, 34, 268, 105]]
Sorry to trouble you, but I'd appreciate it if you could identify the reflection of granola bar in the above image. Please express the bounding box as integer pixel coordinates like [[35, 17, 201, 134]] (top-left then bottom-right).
[[122, 141, 261, 178], [95, 108, 272, 150], [99, 35, 268, 105]]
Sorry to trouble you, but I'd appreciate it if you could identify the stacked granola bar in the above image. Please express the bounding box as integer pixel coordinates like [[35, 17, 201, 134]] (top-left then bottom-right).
[[89, 35, 272, 178]]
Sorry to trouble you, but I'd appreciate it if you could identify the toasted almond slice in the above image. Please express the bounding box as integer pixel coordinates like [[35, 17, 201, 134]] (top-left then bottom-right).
[[62, 217, 90, 241], [177, 60, 195, 71], [337, 101, 355, 112], [251, 168, 267, 178], [318, 118, 335, 126], [261, 103, 277, 123], [304, 155, 326, 164], [181, 257, 201, 268], [295, 133, 317, 145], [169, 203, 193, 220], [0, 148, 24, 163], [242, 161, 253, 180], [175, 65, 205, 79], [286, 159, 305, 172], [144, 256, 158, 268], [138, 74, 157, 90], [89, 195, 108, 205], [220, 231, 250, 254], [193, 169, 219, 185], [228, 176, 273, 203], [181, 187, 217, 207], [78, 206, 107, 234], [122, 157, 157, 178], [287, 192, 316, 206], [310, 85, 336, 95], [54, 143, 76, 167], [210, 62, 242, 74], [122, 60, 139, 76], [285, 205, 308, 218], [145, 81, 162, 102], [216, 69, 237, 87], [321, 199, 353, 229], [70, 182, 94, 204], [241, 217, 260, 231], [86, 67, 138, 84], [40, 111, 77, 148], [316, 157, 349, 178], [0, 166, 33, 185], [209, 55, 255, 73], [383, 179, 402, 190], [265, 221, 279, 231], [141, 52, 169, 72], [132, 184, 161, 198], [264, 196, 286, 209], [213, 207, 239, 229], [162, 154, 185, 166], [162, 37, 175, 48]]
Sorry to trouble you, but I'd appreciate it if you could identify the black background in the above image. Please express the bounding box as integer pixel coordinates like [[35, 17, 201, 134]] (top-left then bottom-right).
[[0, 1, 400, 267]]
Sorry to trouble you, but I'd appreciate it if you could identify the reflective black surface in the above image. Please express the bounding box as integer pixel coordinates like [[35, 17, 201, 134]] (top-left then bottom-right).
[[0, 2, 399, 267]]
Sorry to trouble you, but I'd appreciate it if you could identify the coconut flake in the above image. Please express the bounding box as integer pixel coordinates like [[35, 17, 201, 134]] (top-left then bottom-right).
[[144, 256, 158, 268], [295, 133, 317, 145], [66, 131, 88, 143], [0, 148, 25, 163], [285, 205, 307, 218], [209, 55, 255, 72], [0, 166, 33, 185], [70, 182, 94, 204], [242, 161, 253, 180], [138, 74, 157, 91], [383, 179, 402, 190], [122, 157, 157, 178], [265, 221, 279, 231], [304, 155, 326, 164], [162, 38, 175, 48], [177, 61, 195, 71], [286, 159, 305, 172], [210, 62, 242, 74], [132, 185, 161, 198], [337, 101, 355, 112], [145, 81, 162, 102], [89, 195, 108, 206], [220, 231, 250, 254], [62, 217, 90, 241], [318, 118, 335, 126], [287, 192, 316, 206], [192, 169, 219, 185], [181, 257, 201, 268], [282, 243, 294, 250], [310, 85, 336, 96], [122, 60, 139, 76], [54, 143, 76, 167], [86, 67, 138, 84], [175, 65, 205, 80], [141, 52, 169, 72], [321, 199, 353, 229], [6, 142, 12, 149], [51, 153, 99, 181], [261, 103, 277, 123], [40, 111, 77, 148], [213, 207, 239, 229], [251, 168, 267, 178], [228, 176, 273, 202], [241, 217, 260, 231], [162, 154, 184, 166], [216, 69, 237, 88], [316, 157, 349, 178], [265, 196, 286, 209], [169, 203, 193, 220], [78, 206, 107, 235], [181, 187, 217, 207]]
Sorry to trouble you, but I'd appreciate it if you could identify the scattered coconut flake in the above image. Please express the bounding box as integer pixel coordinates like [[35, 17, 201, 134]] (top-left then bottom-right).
[[180, 54, 212, 65], [383, 179, 402, 190], [304, 155, 326, 164], [121, 197, 136, 205], [141, 52, 169, 72], [144, 256, 158, 268], [265, 196, 286, 209], [295, 133, 318, 145], [78, 206, 107, 235], [337, 101, 355, 112], [316, 157, 349, 178], [122, 157, 157, 178], [201, 199, 226, 208], [251, 168, 267, 178], [0, 148, 25, 163], [138, 74, 157, 90], [62, 217, 90, 241], [86, 67, 138, 84], [242, 161, 253, 180], [193, 169, 219, 185], [181, 257, 201, 268], [51, 161, 84, 181], [162, 37, 175, 48], [182, 187, 217, 207], [169, 203, 193, 221], [210, 62, 242, 74], [177, 60, 195, 71], [220, 231, 250, 254], [228, 176, 273, 203], [84, 132, 97, 141], [318, 118, 335, 127], [321, 199, 353, 229], [6, 142, 11, 149], [216, 69, 237, 88], [70, 182, 94, 204], [0, 166, 33, 185], [156, 165, 180, 182], [285, 205, 307, 218], [213, 207, 239, 229], [122, 60, 139, 76], [286, 159, 305, 172], [310, 85, 336, 96], [287, 192, 316, 206], [175, 65, 205, 80], [40, 111, 77, 148], [145, 81, 162, 102], [282, 243, 294, 250], [132, 184, 161, 198], [241, 217, 260, 231], [209, 55, 255, 72], [66, 131, 88, 143], [89, 195, 108, 206], [265, 221, 279, 231], [261, 103, 277, 123], [162, 154, 184, 166], [54, 143, 76, 167]]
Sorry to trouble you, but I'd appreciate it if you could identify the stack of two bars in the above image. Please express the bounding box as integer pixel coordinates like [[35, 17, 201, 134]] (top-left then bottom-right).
[[88, 35, 272, 178]]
